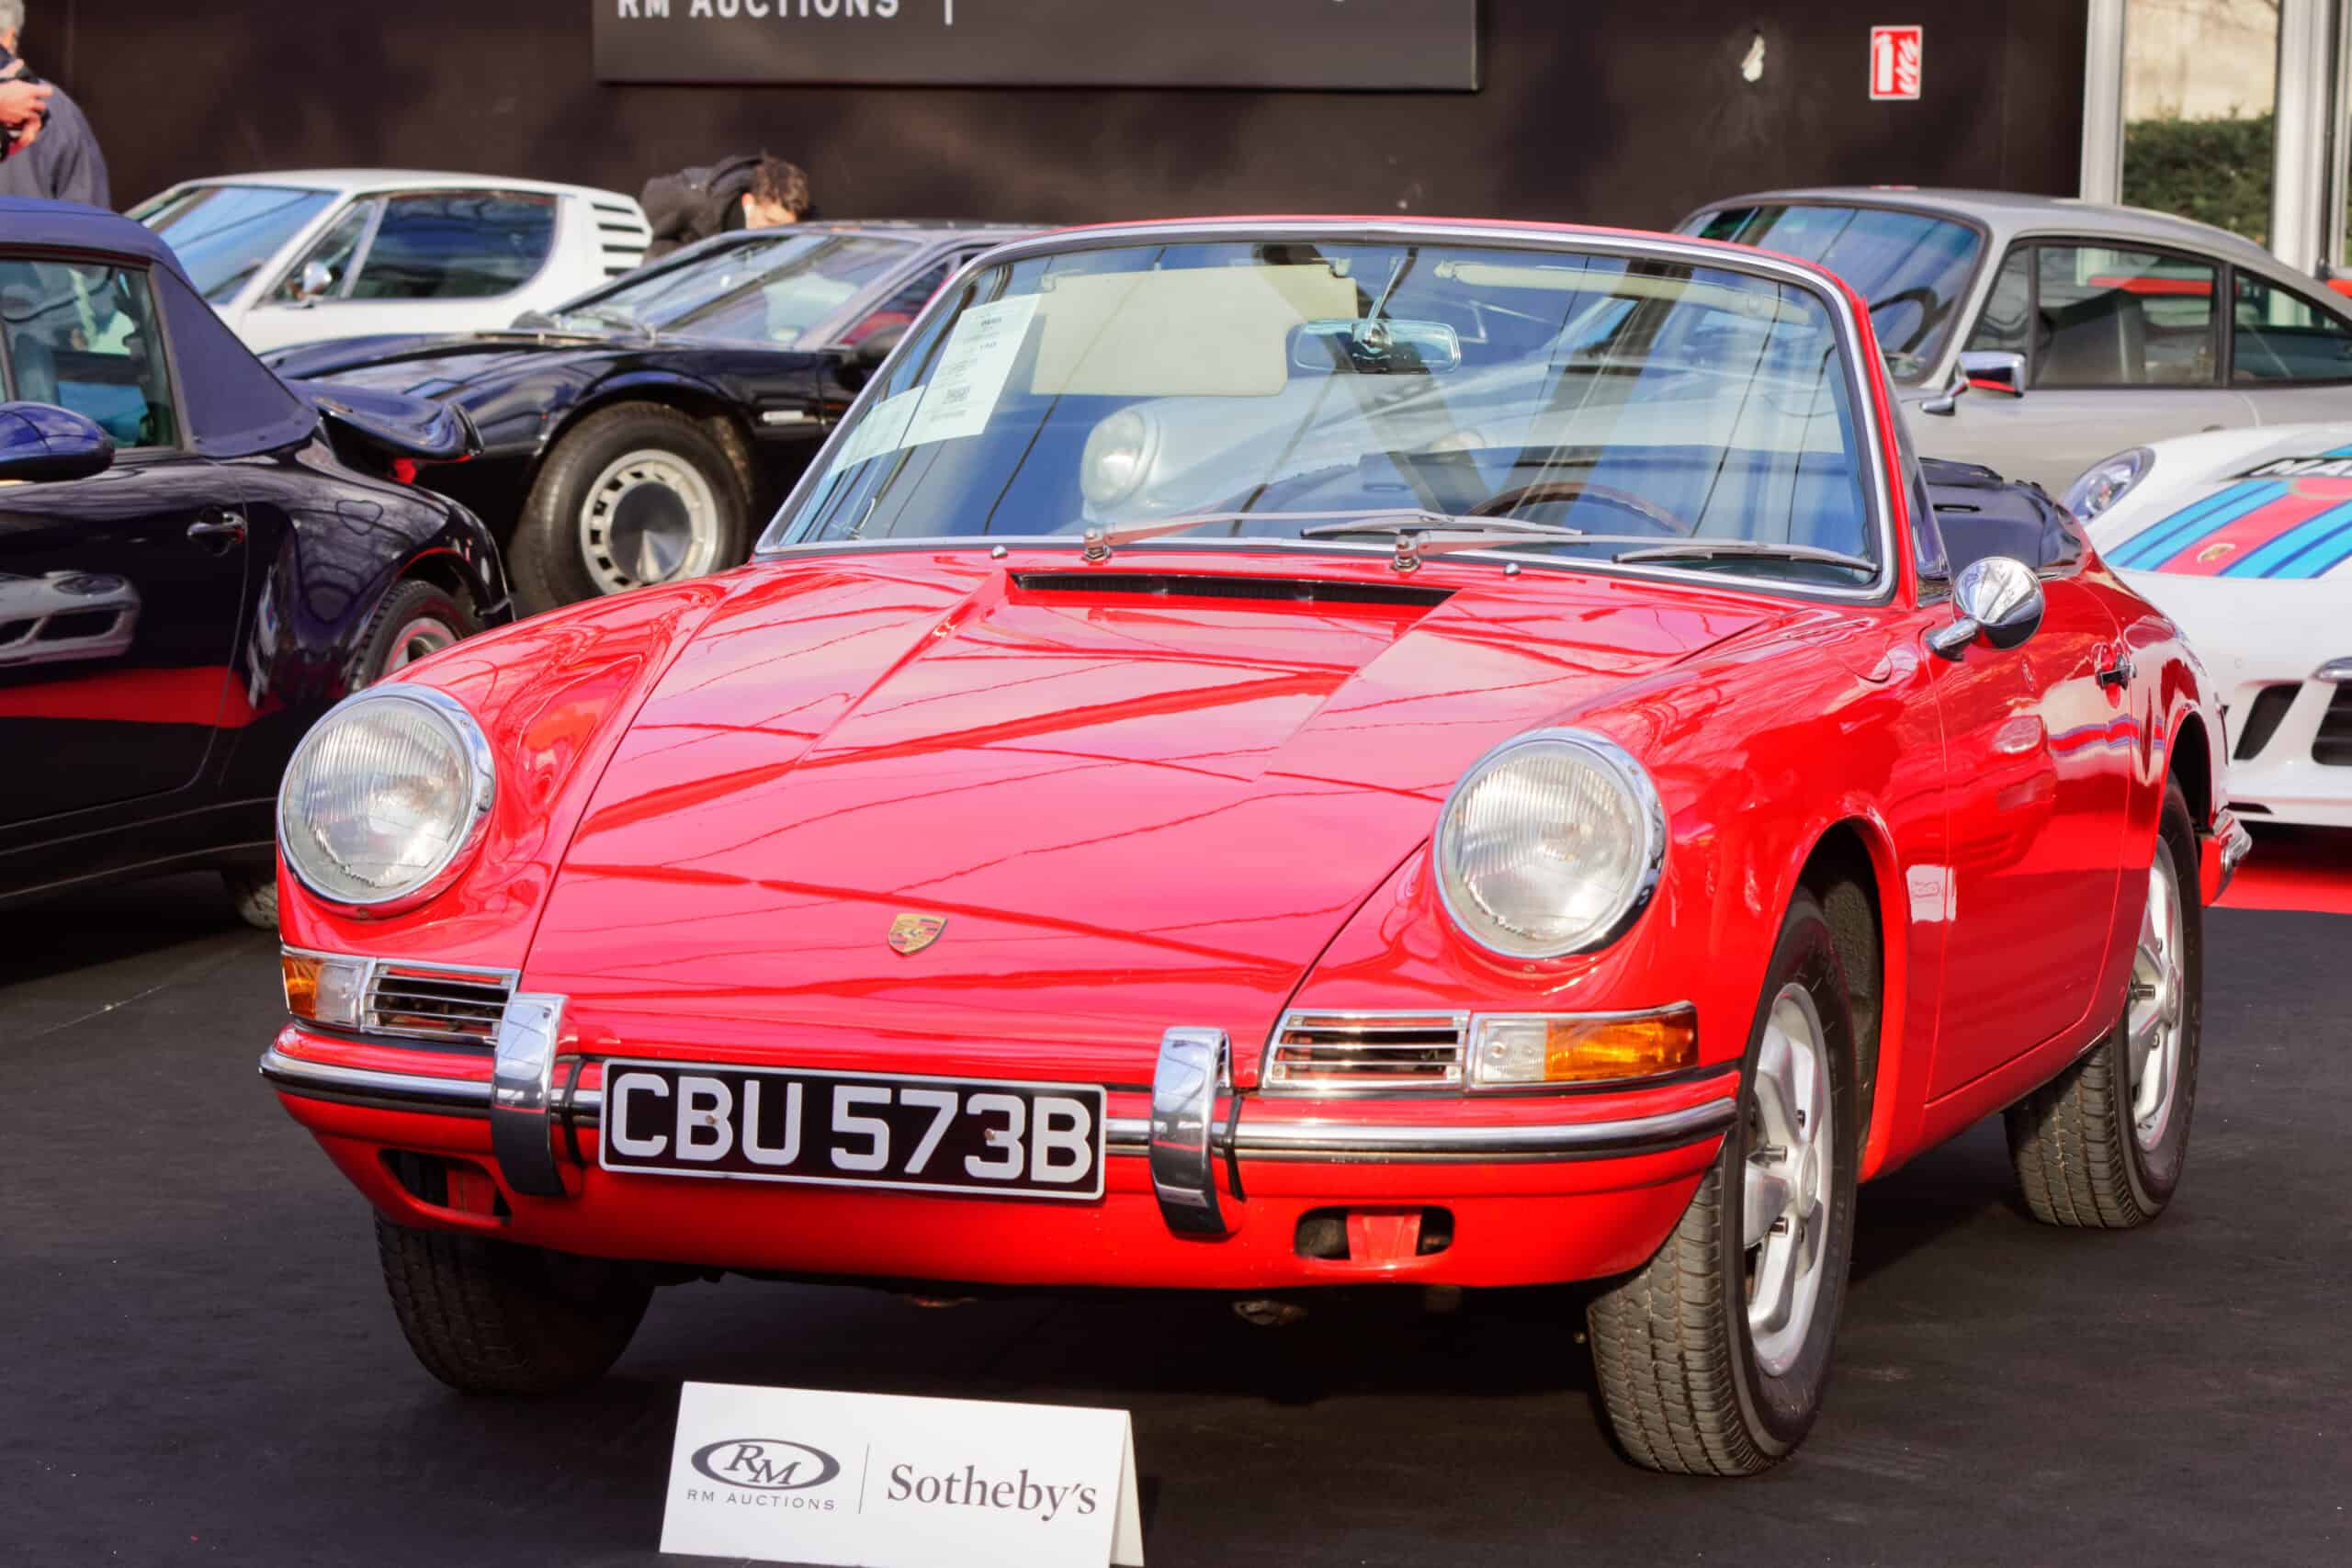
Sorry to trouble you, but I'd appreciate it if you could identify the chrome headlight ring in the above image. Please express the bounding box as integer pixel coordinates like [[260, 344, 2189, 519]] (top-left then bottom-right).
[[1434, 728, 1667, 961], [276, 683, 496, 918], [2063, 446, 2154, 522]]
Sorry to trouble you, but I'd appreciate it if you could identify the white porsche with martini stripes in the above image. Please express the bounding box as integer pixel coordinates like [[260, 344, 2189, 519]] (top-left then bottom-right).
[[2070, 424, 2352, 827]]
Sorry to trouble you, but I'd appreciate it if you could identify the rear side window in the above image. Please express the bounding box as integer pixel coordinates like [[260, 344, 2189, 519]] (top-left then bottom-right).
[[0, 258, 179, 448], [2233, 273, 2352, 383], [351, 192, 558, 300]]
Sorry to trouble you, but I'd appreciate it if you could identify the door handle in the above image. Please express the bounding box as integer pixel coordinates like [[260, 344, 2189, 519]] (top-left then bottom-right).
[[187, 513, 247, 554], [2096, 647, 2134, 689]]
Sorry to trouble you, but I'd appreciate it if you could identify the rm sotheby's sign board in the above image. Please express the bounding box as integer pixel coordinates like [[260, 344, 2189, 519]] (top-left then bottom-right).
[[662, 1382, 1146, 1566], [595, 0, 1478, 90]]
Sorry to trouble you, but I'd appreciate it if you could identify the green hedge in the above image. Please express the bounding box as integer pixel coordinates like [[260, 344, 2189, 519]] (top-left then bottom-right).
[[2122, 111, 2273, 245]]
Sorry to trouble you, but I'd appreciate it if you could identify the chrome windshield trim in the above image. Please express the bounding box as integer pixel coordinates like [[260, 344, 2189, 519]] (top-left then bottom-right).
[[753, 220, 1897, 604]]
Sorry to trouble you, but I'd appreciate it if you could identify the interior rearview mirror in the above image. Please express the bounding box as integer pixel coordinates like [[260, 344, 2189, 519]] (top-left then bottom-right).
[[1291, 318, 1464, 375], [0, 402, 116, 484], [1928, 555, 2043, 659]]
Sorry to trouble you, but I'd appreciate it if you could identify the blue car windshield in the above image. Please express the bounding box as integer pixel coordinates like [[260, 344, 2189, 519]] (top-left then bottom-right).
[[554, 231, 916, 344], [761, 237, 1882, 588], [137, 184, 336, 304]]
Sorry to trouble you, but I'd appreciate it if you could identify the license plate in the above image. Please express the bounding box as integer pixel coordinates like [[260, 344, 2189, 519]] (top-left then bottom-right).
[[597, 1061, 1106, 1201]]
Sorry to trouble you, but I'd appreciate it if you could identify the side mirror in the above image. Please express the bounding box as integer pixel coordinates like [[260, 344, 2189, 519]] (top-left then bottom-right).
[[1928, 555, 2043, 659], [839, 325, 905, 390], [0, 402, 116, 484], [295, 260, 336, 306], [1958, 349, 2027, 398]]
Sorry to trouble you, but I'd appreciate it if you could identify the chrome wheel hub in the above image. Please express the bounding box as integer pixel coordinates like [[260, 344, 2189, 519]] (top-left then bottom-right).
[[2125, 845, 2187, 1152], [579, 448, 720, 595], [372, 615, 458, 684], [1743, 982, 1833, 1379]]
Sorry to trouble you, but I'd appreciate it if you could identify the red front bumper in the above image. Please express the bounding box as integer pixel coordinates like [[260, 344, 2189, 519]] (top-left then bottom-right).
[[264, 1027, 1733, 1291]]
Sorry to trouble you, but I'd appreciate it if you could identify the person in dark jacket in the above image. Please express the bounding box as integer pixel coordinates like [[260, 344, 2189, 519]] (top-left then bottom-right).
[[641, 154, 810, 260], [0, 2, 107, 208]]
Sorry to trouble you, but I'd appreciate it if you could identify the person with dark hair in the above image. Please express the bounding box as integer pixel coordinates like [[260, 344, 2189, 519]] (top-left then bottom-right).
[[0, 1, 107, 207], [640, 153, 812, 260]]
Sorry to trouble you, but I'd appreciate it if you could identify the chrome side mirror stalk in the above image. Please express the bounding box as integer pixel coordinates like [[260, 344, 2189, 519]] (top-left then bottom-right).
[[1919, 365, 1968, 417], [1928, 555, 2044, 660], [294, 259, 336, 308]]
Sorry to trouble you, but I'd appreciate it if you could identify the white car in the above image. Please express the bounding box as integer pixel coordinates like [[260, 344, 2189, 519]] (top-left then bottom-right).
[[130, 170, 651, 354], [2071, 424, 2352, 827]]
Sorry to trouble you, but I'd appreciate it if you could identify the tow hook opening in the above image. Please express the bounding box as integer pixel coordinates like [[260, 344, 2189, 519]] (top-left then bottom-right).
[[1294, 1205, 1454, 1263]]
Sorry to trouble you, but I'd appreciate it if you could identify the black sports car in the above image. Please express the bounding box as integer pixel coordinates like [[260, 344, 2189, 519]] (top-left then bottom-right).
[[262, 221, 1032, 611], [0, 200, 507, 927]]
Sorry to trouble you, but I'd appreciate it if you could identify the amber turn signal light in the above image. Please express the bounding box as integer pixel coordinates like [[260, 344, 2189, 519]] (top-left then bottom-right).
[[1469, 1006, 1699, 1088], [282, 949, 368, 1027]]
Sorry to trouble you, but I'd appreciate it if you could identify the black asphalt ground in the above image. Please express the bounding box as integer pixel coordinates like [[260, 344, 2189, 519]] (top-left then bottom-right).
[[3, 874, 2346, 1566]]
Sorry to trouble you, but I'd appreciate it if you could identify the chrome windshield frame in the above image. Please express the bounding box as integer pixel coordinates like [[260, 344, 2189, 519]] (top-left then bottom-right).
[[754, 220, 1901, 605]]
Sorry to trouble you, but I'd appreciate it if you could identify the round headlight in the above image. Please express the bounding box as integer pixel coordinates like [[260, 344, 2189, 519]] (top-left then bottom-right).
[[1435, 729, 1665, 959], [2063, 446, 2153, 522], [1080, 408, 1159, 509], [277, 686, 495, 913]]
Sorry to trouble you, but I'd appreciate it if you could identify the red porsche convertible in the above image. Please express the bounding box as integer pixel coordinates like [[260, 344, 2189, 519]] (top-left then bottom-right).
[[262, 219, 2247, 1475]]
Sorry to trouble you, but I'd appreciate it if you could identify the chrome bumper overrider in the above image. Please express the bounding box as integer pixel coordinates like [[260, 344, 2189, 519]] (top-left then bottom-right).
[[2214, 806, 2253, 898], [261, 1029, 1738, 1229]]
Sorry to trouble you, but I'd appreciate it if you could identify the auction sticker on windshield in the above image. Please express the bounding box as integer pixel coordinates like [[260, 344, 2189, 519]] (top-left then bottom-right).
[[833, 387, 923, 468], [901, 294, 1041, 446]]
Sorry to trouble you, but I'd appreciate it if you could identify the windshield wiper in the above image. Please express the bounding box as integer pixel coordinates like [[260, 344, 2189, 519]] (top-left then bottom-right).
[[1295, 513, 1585, 541], [1612, 540, 1879, 576]]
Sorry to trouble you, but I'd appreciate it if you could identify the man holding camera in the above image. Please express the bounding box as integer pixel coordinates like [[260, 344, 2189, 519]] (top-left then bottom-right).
[[0, 1, 109, 208]]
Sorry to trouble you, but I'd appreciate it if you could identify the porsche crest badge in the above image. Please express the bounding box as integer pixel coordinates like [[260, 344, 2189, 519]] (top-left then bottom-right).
[[888, 913, 948, 955], [2197, 541, 2237, 565]]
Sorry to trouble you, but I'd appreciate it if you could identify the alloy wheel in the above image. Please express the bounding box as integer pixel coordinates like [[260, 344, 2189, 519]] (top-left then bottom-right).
[[1743, 982, 1834, 1378], [2125, 845, 2187, 1152]]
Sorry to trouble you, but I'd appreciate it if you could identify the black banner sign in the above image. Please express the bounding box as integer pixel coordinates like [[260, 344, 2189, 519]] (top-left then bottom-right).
[[594, 0, 1480, 90]]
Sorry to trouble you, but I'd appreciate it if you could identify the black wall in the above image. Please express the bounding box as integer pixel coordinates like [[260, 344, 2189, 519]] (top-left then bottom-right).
[[43, 1, 2086, 229]]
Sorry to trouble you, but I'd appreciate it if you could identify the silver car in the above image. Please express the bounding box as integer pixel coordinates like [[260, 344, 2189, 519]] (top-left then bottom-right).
[[1679, 187, 2352, 492]]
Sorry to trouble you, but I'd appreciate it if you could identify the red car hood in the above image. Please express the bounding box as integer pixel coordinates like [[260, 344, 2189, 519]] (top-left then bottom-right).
[[524, 549, 1776, 1084]]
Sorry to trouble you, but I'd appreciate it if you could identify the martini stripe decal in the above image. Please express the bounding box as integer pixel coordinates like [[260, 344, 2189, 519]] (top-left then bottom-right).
[[2112, 481, 2284, 570], [2222, 500, 2352, 578]]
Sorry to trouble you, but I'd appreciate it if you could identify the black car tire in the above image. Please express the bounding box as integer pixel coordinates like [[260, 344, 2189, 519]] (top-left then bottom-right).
[[2006, 780, 2201, 1227], [511, 403, 749, 614], [221, 865, 277, 931], [1587, 886, 1861, 1475], [377, 1214, 651, 1394], [351, 577, 481, 689]]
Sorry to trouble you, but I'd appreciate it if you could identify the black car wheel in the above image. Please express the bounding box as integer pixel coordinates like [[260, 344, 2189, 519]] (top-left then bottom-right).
[[1586, 885, 1862, 1474], [513, 403, 749, 613], [351, 578, 481, 690]]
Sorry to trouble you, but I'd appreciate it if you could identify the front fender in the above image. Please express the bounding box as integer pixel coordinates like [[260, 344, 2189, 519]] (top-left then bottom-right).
[[276, 574, 742, 970]]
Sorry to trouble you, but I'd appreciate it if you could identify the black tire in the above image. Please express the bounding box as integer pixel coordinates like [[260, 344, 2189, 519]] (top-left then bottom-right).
[[510, 403, 749, 614], [1587, 886, 1862, 1475], [350, 577, 481, 690], [2005, 781, 2201, 1227], [220, 864, 277, 931], [376, 1214, 651, 1394]]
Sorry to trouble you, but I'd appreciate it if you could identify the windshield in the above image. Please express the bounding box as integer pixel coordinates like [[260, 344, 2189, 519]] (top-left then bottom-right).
[[549, 231, 917, 344], [762, 237, 1881, 589], [1685, 204, 1982, 383], [137, 185, 336, 304]]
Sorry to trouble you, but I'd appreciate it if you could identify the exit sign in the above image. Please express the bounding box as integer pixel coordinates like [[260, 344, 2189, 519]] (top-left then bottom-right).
[[1871, 25, 1922, 100]]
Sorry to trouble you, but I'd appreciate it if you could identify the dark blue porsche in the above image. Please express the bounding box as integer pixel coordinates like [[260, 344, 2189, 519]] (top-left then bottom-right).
[[262, 221, 1030, 611], [0, 199, 506, 928]]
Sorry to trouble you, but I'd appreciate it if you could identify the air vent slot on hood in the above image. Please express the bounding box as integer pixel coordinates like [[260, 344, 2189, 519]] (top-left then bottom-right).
[[1013, 572, 1453, 609]]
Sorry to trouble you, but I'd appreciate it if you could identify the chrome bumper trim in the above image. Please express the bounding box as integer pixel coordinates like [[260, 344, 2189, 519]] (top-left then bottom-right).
[[1148, 1027, 1233, 1235], [490, 995, 569, 1198], [2215, 805, 2253, 898], [266, 1053, 1736, 1166]]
